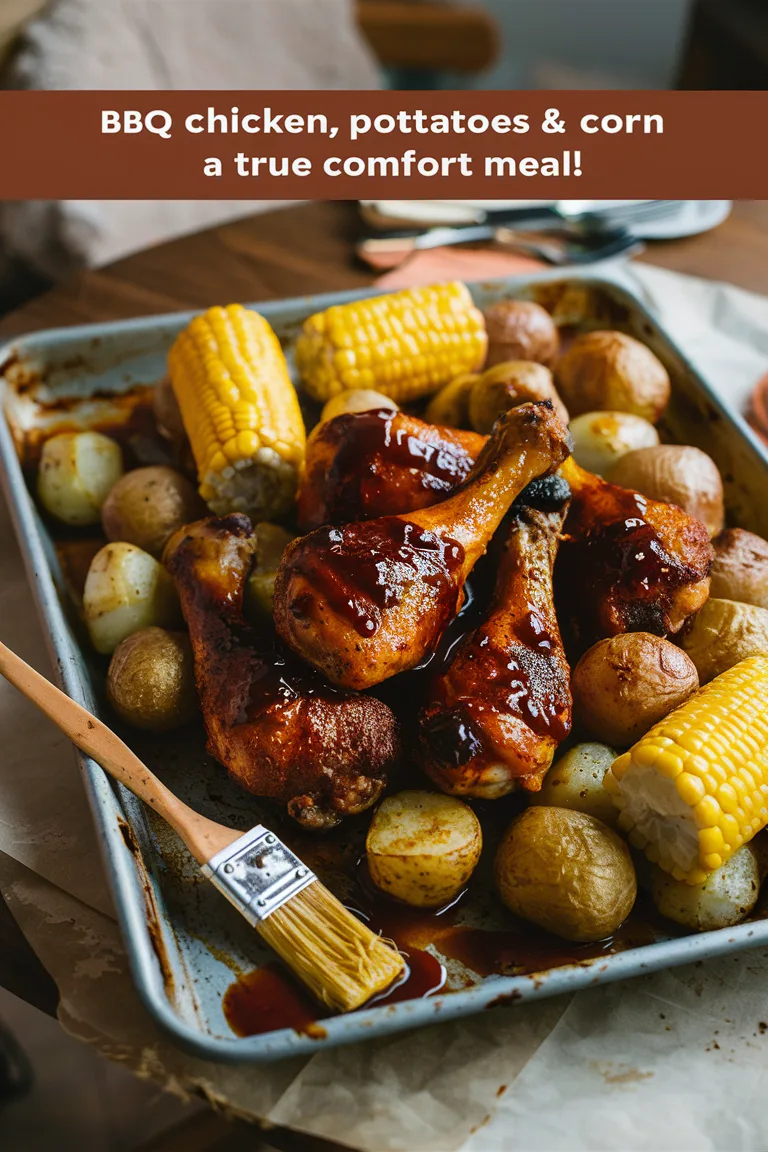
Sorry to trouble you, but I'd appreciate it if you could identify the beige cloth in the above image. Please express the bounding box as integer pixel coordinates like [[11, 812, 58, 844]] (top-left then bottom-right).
[[0, 0, 380, 276]]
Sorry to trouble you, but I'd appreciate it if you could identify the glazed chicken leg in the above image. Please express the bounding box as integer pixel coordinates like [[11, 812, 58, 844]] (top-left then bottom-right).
[[165, 515, 399, 830], [556, 456, 713, 648], [419, 477, 572, 798], [297, 408, 484, 531], [273, 402, 571, 690]]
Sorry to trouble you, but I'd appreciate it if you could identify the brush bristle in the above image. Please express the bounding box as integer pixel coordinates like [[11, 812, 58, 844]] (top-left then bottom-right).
[[257, 880, 405, 1012]]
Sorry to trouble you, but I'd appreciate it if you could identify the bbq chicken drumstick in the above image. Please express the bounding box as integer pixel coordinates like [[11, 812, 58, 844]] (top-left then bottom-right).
[[274, 402, 572, 691], [557, 457, 713, 648], [297, 408, 484, 531], [165, 515, 399, 830], [419, 477, 572, 798]]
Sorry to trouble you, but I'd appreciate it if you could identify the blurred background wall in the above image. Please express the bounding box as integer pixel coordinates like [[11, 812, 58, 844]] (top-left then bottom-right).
[[469, 0, 693, 89]]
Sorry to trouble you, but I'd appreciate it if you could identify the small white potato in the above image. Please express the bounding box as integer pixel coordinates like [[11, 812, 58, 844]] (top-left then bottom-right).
[[320, 390, 398, 424], [37, 431, 123, 525], [710, 529, 768, 610], [680, 598, 768, 683], [568, 410, 659, 475], [107, 627, 198, 732], [651, 844, 760, 932], [83, 542, 181, 654], [245, 522, 296, 619], [494, 807, 636, 942], [366, 790, 482, 908], [531, 743, 619, 826]]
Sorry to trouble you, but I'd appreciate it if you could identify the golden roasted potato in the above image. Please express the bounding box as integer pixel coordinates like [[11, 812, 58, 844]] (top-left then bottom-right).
[[483, 300, 559, 368], [37, 431, 123, 526], [83, 542, 181, 654], [651, 844, 760, 932], [568, 410, 659, 475], [680, 598, 768, 684], [320, 390, 398, 424], [608, 444, 724, 537], [494, 807, 636, 942], [571, 633, 699, 747], [710, 528, 768, 609], [468, 361, 569, 433], [366, 790, 482, 907], [107, 627, 198, 731], [423, 373, 478, 428], [555, 330, 670, 422], [531, 743, 619, 827], [102, 466, 202, 557], [245, 522, 296, 619]]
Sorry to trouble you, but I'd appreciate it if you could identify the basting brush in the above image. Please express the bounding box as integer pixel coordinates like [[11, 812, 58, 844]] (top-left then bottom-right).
[[0, 639, 405, 1012]]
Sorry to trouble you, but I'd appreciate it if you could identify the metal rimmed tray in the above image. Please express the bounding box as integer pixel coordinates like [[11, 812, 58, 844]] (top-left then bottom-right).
[[2, 269, 768, 1064]]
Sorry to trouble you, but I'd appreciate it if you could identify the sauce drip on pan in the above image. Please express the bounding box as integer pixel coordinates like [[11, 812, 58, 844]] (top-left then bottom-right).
[[221, 845, 662, 1039], [223, 950, 445, 1039]]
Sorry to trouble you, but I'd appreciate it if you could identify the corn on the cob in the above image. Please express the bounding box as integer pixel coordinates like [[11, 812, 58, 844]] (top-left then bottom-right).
[[295, 281, 488, 404], [604, 655, 768, 884], [168, 304, 305, 519]]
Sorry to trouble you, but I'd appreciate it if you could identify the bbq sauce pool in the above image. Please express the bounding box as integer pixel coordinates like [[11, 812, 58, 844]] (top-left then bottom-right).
[[221, 831, 663, 1040]]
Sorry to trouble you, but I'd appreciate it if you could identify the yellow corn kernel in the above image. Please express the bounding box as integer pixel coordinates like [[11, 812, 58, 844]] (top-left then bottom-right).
[[605, 656, 768, 884], [295, 282, 488, 404], [168, 304, 306, 519]]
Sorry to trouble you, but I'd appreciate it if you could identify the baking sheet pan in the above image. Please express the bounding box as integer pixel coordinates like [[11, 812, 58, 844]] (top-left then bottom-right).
[[3, 269, 768, 1064]]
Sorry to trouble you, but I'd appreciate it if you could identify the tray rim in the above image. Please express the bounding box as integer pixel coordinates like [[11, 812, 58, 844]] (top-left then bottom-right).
[[3, 265, 768, 1064]]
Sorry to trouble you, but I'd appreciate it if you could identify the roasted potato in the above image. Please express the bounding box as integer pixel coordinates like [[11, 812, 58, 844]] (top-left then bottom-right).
[[107, 627, 198, 731], [651, 844, 760, 932], [680, 598, 768, 683], [424, 373, 478, 428], [608, 444, 724, 537], [571, 633, 699, 747], [37, 431, 123, 526], [494, 807, 636, 942], [531, 743, 619, 827], [320, 390, 398, 424], [710, 528, 768, 609], [366, 790, 482, 907], [555, 330, 670, 422], [102, 466, 202, 557], [468, 361, 569, 433], [83, 542, 181, 654], [245, 522, 296, 619], [483, 300, 559, 368], [568, 410, 659, 475]]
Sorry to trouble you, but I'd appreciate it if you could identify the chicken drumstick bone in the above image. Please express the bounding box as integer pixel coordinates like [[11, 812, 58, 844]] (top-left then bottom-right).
[[273, 402, 572, 691]]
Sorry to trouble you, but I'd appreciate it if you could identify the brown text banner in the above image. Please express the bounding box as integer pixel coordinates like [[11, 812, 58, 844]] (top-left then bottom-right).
[[0, 90, 765, 199]]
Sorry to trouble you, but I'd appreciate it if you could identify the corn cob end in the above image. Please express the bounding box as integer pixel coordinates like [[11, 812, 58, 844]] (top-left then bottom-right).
[[169, 304, 306, 521], [605, 655, 768, 885]]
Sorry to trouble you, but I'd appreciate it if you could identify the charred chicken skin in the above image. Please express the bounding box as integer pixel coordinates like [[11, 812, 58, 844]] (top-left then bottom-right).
[[557, 457, 713, 648], [165, 515, 399, 830], [297, 408, 484, 532], [419, 477, 572, 798], [273, 402, 572, 691]]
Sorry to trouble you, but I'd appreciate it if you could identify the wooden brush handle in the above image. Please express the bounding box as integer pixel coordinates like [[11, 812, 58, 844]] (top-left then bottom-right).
[[0, 640, 239, 863]]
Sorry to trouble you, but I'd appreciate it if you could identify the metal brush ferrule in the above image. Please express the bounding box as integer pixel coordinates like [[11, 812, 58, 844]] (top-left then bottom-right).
[[202, 826, 317, 926]]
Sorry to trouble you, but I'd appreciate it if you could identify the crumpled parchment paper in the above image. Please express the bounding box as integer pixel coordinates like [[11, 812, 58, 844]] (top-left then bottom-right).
[[2, 260, 768, 1152]]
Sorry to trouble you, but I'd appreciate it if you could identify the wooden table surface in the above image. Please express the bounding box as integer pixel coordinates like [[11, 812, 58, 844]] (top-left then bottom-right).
[[2, 200, 768, 342], [1, 196, 767, 1008]]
